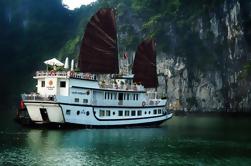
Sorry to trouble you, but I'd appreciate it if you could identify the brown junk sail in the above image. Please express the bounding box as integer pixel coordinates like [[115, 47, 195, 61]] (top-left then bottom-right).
[[78, 8, 119, 74], [132, 39, 158, 88]]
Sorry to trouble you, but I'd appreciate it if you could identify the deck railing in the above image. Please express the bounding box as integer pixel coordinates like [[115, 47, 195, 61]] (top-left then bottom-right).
[[98, 83, 145, 91], [35, 71, 67, 77], [35, 71, 96, 80], [146, 92, 166, 100], [22, 93, 55, 101]]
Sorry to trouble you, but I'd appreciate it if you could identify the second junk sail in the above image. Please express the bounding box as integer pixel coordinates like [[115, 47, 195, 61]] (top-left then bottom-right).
[[132, 39, 158, 88]]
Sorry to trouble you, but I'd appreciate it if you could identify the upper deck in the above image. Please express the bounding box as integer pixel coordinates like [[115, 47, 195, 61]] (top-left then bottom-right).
[[23, 71, 165, 107], [34, 71, 96, 80], [34, 71, 145, 92]]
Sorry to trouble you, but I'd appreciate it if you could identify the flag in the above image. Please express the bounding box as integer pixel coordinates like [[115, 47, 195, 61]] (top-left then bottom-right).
[[123, 52, 128, 59]]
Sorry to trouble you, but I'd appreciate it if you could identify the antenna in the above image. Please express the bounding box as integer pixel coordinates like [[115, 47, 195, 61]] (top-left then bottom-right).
[[71, 59, 74, 71], [64, 57, 69, 69]]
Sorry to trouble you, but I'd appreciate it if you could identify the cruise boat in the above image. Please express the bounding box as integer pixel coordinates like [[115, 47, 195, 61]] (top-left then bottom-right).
[[19, 8, 172, 127]]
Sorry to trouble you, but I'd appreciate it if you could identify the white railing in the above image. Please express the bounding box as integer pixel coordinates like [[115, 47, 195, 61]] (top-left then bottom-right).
[[35, 71, 96, 80], [99, 83, 145, 91], [36, 71, 67, 77], [69, 72, 96, 80], [146, 92, 166, 99], [22, 93, 55, 101]]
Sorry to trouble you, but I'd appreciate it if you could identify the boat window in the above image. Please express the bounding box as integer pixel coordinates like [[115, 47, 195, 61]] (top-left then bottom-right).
[[127, 94, 130, 100], [113, 112, 115, 115], [136, 94, 138, 100], [133, 94, 135, 100], [41, 81, 45, 87], [118, 93, 123, 101], [66, 109, 71, 115], [107, 93, 110, 100], [154, 109, 157, 114], [83, 99, 88, 104], [86, 111, 90, 116], [99, 110, 105, 117], [104, 92, 107, 99], [125, 110, 130, 116], [60, 81, 66, 88], [148, 111, 151, 114], [158, 109, 162, 114], [77, 110, 80, 115], [118, 110, 123, 116], [131, 110, 136, 116], [106, 110, 111, 116], [74, 98, 79, 102], [137, 110, 142, 116]]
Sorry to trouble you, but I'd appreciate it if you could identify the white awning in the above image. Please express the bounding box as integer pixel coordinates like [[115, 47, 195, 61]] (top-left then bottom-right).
[[44, 58, 64, 66]]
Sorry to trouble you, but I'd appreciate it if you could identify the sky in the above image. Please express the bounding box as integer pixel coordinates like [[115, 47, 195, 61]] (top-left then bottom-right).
[[62, 0, 96, 10]]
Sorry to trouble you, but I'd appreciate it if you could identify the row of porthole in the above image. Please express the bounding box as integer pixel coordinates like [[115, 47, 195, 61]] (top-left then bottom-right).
[[96, 109, 166, 117], [76, 110, 90, 116], [66, 110, 90, 116], [66, 110, 166, 117]]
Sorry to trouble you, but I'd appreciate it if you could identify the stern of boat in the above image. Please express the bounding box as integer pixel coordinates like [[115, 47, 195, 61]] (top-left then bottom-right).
[[22, 94, 64, 124]]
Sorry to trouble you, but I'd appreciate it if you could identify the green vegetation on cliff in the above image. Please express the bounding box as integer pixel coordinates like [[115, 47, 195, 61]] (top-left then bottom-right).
[[0, 0, 76, 106]]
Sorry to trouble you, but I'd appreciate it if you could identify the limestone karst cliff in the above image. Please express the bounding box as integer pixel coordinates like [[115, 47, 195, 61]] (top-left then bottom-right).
[[155, 0, 251, 111], [63, 0, 251, 111], [1, 0, 251, 112]]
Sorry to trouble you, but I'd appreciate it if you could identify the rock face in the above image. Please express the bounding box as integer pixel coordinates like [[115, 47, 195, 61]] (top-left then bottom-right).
[[157, 58, 224, 111], [57, 0, 251, 112], [155, 0, 251, 112]]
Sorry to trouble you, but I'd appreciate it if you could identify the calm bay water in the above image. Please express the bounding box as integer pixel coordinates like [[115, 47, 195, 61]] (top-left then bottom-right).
[[0, 109, 251, 166]]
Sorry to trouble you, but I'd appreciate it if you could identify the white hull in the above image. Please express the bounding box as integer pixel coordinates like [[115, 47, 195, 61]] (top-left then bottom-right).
[[25, 102, 64, 124], [24, 101, 172, 127]]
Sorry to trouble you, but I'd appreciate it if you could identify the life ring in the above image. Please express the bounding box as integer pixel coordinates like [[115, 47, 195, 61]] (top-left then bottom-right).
[[50, 71, 56, 76], [70, 71, 75, 77], [142, 101, 146, 107]]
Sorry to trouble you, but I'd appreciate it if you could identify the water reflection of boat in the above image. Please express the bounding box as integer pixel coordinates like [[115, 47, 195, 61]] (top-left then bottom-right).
[[26, 127, 169, 149], [19, 8, 172, 127], [24, 127, 170, 164]]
